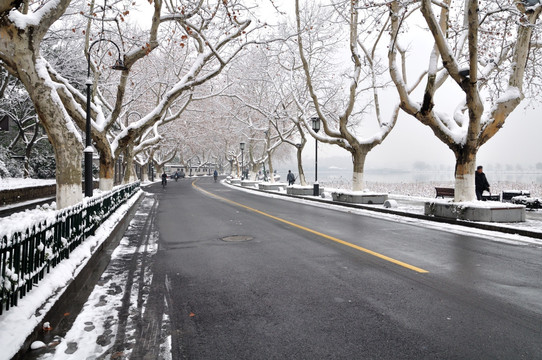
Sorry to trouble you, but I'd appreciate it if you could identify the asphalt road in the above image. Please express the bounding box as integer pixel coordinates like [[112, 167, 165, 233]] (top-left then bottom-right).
[[142, 177, 542, 360]]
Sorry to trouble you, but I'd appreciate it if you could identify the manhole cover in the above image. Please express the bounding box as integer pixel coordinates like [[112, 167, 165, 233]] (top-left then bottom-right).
[[220, 235, 254, 242]]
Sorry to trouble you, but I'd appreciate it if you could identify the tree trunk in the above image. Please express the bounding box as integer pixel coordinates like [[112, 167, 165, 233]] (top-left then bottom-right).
[[99, 154, 115, 191], [122, 145, 137, 183], [250, 163, 259, 181], [18, 56, 83, 208], [296, 146, 307, 186], [155, 164, 163, 175], [23, 123, 39, 179], [454, 147, 477, 202], [267, 151, 275, 183], [23, 144, 32, 179], [140, 164, 149, 182], [54, 144, 83, 208], [352, 149, 368, 191]]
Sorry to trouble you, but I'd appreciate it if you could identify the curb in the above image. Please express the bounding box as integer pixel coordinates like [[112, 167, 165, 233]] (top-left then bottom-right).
[[12, 191, 146, 360], [226, 182, 542, 240]]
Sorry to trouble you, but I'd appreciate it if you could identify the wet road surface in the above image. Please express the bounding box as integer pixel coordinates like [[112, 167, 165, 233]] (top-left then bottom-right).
[[145, 177, 542, 359]]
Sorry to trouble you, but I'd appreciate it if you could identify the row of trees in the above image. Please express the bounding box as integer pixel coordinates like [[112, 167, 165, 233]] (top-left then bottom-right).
[[0, 0, 540, 207]]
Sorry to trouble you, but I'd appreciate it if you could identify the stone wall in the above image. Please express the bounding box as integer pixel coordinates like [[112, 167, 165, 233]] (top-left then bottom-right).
[[0, 185, 56, 206]]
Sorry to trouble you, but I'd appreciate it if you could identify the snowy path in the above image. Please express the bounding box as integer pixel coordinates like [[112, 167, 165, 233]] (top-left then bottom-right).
[[35, 194, 170, 359]]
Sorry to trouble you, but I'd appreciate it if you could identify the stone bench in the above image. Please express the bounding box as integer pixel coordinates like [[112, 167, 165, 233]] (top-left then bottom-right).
[[258, 183, 287, 191], [331, 192, 388, 205], [286, 186, 324, 196], [424, 201, 526, 222], [241, 180, 260, 188]]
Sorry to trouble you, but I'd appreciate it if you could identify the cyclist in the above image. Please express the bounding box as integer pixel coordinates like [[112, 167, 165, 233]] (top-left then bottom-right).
[[161, 172, 167, 188], [213, 169, 218, 182]]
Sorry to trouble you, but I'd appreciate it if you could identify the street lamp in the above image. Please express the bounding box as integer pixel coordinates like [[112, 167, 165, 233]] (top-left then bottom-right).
[[240, 142, 245, 180], [311, 117, 321, 196], [85, 39, 127, 197]]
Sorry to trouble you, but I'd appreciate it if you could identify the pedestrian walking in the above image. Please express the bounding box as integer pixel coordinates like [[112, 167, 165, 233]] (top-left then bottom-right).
[[287, 170, 295, 186], [475, 165, 490, 200]]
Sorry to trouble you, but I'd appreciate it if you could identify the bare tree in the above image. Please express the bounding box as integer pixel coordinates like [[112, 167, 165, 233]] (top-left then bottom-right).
[[294, 0, 399, 191], [0, 0, 86, 207], [388, 0, 542, 201]]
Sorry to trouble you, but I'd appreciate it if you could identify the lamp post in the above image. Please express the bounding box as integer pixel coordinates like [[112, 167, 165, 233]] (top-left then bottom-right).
[[311, 117, 321, 196], [85, 39, 127, 197], [240, 142, 245, 180]]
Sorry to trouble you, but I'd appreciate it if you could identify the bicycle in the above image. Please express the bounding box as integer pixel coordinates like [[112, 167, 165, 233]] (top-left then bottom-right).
[[162, 178, 167, 188]]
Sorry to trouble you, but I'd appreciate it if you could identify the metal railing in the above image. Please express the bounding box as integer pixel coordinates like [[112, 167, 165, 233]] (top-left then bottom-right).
[[0, 182, 140, 314]]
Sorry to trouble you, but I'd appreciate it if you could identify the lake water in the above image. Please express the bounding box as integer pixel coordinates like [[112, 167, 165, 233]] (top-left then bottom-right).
[[277, 168, 542, 185]]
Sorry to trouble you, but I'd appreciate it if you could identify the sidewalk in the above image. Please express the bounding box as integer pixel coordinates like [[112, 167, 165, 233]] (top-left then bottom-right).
[[0, 190, 145, 360], [224, 181, 542, 243]]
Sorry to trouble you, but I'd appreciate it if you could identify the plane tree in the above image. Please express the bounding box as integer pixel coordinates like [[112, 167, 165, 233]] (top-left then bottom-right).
[[388, 0, 542, 201], [294, 0, 400, 191]]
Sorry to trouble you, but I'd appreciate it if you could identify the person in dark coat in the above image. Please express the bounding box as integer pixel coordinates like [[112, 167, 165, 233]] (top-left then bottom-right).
[[475, 165, 490, 200], [287, 170, 295, 186]]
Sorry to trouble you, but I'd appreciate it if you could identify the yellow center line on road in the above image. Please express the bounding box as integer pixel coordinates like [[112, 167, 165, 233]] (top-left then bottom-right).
[[192, 180, 429, 274]]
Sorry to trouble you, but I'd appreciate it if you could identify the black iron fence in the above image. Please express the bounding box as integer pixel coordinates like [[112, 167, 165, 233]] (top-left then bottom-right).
[[0, 181, 140, 314]]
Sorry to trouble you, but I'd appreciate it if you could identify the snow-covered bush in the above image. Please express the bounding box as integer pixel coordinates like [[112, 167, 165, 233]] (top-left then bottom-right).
[[0, 146, 22, 178], [29, 153, 55, 179], [0, 158, 9, 178]]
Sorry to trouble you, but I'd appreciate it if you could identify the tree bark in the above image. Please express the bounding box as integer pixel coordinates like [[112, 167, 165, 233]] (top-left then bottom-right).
[[296, 146, 307, 186], [99, 154, 115, 191], [454, 147, 477, 202], [267, 151, 275, 183], [122, 145, 137, 183], [352, 148, 368, 191], [19, 56, 83, 207], [140, 164, 149, 182]]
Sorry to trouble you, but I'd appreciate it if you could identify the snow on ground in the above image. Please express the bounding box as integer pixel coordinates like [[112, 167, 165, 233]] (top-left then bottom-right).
[[37, 195, 162, 359], [320, 178, 542, 198], [222, 180, 542, 248], [0, 190, 144, 360], [0, 178, 56, 191]]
